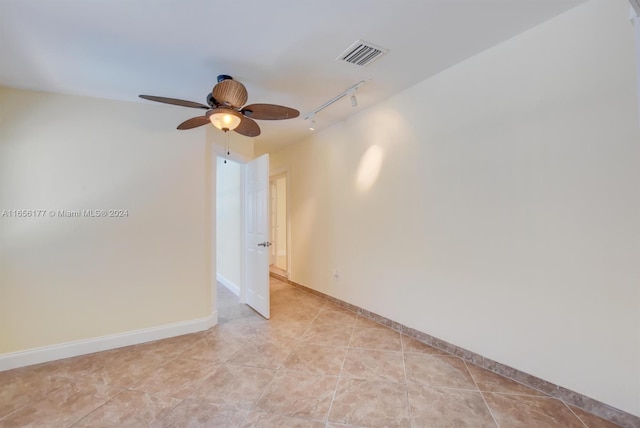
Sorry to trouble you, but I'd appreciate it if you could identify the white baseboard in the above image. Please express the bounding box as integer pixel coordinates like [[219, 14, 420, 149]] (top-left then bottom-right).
[[0, 312, 217, 372], [217, 273, 240, 296]]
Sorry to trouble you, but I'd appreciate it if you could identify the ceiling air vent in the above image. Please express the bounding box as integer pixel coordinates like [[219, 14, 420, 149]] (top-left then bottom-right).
[[336, 40, 388, 67]]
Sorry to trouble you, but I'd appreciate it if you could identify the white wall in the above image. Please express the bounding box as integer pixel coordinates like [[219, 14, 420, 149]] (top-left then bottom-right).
[[216, 157, 242, 293], [270, 0, 640, 416], [0, 87, 214, 355]]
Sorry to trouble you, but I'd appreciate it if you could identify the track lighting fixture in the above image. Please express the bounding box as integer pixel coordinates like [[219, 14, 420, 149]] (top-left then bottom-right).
[[303, 80, 367, 122]]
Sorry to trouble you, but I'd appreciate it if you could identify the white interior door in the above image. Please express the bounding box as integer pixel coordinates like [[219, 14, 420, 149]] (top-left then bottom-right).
[[245, 154, 270, 319]]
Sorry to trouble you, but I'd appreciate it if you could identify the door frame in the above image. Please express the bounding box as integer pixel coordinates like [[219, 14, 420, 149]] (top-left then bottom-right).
[[212, 145, 275, 318], [213, 145, 251, 311], [269, 166, 291, 279]]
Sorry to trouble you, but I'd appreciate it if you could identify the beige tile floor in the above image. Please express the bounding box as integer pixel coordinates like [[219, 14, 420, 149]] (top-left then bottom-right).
[[0, 278, 619, 427]]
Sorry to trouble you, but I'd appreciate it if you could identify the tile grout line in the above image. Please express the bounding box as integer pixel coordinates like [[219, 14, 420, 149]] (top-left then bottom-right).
[[166, 397, 189, 425], [0, 378, 67, 423], [563, 400, 591, 428], [0, 395, 38, 422], [67, 386, 128, 427], [228, 333, 289, 422], [463, 360, 501, 428], [138, 395, 186, 428], [4, 280, 618, 427], [324, 315, 357, 425], [275, 274, 638, 427], [400, 334, 414, 427], [204, 291, 277, 425], [236, 296, 327, 425]]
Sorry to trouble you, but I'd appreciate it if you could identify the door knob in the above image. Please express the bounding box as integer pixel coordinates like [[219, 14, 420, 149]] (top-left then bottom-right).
[[258, 241, 272, 247]]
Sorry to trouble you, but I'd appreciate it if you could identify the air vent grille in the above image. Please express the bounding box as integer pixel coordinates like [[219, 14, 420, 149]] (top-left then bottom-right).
[[336, 40, 388, 67]]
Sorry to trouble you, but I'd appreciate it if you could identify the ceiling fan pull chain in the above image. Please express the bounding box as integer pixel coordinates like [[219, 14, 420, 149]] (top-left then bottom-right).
[[224, 130, 229, 164]]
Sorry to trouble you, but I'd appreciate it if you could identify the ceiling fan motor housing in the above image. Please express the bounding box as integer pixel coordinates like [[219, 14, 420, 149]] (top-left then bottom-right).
[[213, 79, 248, 109]]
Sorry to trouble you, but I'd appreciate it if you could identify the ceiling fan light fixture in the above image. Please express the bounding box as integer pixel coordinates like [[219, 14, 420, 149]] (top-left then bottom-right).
[[208, 108, 242, 131]]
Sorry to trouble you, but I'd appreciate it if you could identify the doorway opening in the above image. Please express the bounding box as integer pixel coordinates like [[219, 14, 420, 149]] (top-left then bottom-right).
[[269, 173, 288, 278], [215, 156, 243, 299], [215, 153, 272, 320]]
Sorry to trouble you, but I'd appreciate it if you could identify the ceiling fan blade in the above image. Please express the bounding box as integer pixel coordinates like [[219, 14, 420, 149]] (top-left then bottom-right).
[[139, 95, 209, 110], [177, 116, 210, 130], [234, 116, 261, 137], [241, 103, 300, 120]]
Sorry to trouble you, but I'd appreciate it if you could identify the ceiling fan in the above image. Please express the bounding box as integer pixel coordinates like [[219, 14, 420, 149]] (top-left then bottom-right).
[[139, 74, 299, 137]]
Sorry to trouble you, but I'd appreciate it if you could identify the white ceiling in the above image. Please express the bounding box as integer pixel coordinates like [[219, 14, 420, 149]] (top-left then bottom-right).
[[0, 0, 586, 153]]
